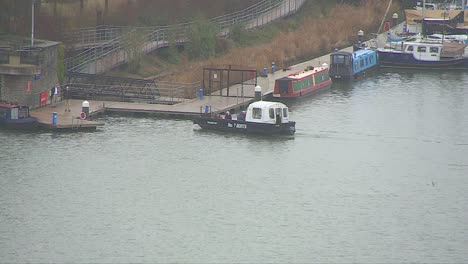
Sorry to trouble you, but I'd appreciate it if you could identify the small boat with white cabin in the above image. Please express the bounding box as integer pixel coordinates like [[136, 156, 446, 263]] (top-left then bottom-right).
[[377, 40, 468, 69], [193, 100, 296, 135]]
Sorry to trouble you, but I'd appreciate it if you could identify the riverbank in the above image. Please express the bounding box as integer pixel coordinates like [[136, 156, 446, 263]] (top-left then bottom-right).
[[109, 0, 400, 83]]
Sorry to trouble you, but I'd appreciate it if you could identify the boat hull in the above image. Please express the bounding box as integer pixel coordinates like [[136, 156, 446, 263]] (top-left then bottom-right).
[[194, 116, 296, 135], [0, 117, 39, 130], [378, 51, 468, 69], [273, 79, 332, 98]]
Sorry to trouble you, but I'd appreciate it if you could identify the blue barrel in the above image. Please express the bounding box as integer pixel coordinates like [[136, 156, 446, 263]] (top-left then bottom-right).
[[271, 62, 275, 74], [199, 88, 203, 100], [205, 105, 209, 113], [52, 112, 57, 125], [263, 68, 267, 77]]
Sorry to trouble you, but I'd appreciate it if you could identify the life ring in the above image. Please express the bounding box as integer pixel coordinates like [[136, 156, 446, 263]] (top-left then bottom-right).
[[79, 112, 87, 120]]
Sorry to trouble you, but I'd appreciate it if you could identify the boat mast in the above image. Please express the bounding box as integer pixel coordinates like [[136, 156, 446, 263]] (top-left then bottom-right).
[[422, 0, 426, 19], [377, 0, 393, 34]]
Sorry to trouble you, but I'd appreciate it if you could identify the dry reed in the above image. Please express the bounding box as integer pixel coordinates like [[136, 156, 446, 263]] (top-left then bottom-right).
[[163, 0, 398, 83]]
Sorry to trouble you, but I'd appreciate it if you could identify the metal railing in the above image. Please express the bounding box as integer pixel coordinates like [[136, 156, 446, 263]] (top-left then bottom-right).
[[64, 0, 306, 74], [66, 81, 200, 104]]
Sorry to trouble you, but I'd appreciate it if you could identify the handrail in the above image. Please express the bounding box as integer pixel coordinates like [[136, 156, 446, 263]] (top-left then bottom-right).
[[65, 0, 306, 74]]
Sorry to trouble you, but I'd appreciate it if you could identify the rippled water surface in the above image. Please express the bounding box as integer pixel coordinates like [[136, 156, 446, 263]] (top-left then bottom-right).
[[1, 70, 467, 263]]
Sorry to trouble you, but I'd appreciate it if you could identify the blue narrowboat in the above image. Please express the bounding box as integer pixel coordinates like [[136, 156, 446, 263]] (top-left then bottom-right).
[[329, 49, 378, 79], [0, 102, 38, 130]]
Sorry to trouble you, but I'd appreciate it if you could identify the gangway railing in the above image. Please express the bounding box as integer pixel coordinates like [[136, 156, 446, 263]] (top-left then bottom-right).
[[65, 0, 306, 74]]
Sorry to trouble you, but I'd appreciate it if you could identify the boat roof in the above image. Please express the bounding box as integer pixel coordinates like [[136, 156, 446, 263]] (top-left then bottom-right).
[[332, 51, 352, 56], [0, 102, 22, 109], [402, 41, 445, 46], [249, 101, 288, 109], [286, 66, 328, 80], [332, 49, 375, 57], [353, 49, 376, 56]]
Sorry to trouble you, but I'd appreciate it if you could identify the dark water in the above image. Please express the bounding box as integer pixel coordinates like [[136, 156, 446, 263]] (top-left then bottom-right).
[[1, 70, 467, 263]]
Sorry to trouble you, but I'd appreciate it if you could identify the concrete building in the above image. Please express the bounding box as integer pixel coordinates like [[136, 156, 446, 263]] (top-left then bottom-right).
[[0, 36, 61, 108]]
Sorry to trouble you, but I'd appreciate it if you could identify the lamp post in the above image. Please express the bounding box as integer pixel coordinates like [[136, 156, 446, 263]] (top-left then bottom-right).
[[31, 0, 35, 47]]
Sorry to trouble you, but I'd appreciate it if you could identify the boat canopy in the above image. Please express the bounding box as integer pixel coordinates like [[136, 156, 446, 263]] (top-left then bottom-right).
[[245, 101, 291, 124], [405, 10, 464, 26]]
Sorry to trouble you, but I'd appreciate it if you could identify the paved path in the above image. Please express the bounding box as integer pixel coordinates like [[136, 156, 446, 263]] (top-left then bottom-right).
[[31, 100, 105, 130], [103, 46, 352, 116]]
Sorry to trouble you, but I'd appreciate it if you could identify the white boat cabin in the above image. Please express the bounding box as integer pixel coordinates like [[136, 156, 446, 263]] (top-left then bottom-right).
[[403, 42, 444, 61], [245, 101, 291, 124]]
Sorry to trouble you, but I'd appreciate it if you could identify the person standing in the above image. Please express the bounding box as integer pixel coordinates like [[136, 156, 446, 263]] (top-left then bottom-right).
[[53, 83, 60, 105], [64, 86, 71, 112], [50, 86, 55, 106]]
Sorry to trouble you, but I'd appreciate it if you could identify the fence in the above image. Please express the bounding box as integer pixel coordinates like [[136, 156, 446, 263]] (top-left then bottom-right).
[[66, 81, 200, 104]]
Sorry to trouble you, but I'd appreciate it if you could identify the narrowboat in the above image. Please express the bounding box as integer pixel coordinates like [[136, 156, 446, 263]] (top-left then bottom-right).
[[193, 101, 295, 135], [273, 65, 332, 98], [377, 40, 468, 69], [0, 102, 38, 130], [329, 49, 379, 79]]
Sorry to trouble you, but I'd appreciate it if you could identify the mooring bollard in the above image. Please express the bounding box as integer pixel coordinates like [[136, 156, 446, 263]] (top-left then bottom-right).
[[199, 88, 204, 100], [357, 30, 364, 43], [255, 85, 262, 101], [81, 100, 89, 120], [271, 62, 275, 74], [52, 112, 57, 125], [392, 13, 398, 27]]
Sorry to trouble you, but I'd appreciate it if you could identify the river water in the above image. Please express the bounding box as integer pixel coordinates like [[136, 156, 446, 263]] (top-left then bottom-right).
[[1, 70, 467, 263]]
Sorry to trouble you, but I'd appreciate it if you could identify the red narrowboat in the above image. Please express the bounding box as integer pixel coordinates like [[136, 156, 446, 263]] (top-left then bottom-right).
[[273, 65, 332, 98]]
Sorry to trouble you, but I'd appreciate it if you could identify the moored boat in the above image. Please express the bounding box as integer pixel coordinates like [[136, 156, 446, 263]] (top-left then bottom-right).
[[377, 40, 468, 69], [193, 101, 296, 135], [0, 102, 38, 130], [273, 65, 332, 98], [329, 48, 379, 79]]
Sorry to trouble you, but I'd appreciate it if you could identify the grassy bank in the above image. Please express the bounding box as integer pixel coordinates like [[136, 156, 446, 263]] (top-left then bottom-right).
[[110, 0, 399, 82], [159, 0, 398, 83]]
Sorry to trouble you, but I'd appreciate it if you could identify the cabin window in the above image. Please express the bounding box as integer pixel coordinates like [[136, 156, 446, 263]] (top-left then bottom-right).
[[282, 108, 288, 118], [333, 55, 345, 64], [252, 108, 262, 119], [0, 108, 7, 119], [417, 46, 427, 53], [18, 108, 29, 118], [369, 56, 373, 64], [269, 108, 275, 119], [275, 108, 282, 117], [407, 46, 414, 52], [10, 108, 18, 120], [360, 59, 364, 67], [430, 47, 439, 53]]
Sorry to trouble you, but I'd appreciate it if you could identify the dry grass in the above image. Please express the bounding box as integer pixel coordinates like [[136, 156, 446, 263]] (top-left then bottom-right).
[[162, 0, 398, 83]]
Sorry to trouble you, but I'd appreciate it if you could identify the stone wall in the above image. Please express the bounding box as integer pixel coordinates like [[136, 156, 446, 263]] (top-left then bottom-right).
[[0, 39, 60, 108]]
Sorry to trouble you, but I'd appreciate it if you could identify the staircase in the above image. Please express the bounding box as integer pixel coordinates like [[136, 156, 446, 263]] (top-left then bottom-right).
[[64, 0, 306, 74]]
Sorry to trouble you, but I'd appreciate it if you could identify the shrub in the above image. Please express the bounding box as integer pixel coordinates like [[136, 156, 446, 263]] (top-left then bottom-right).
[[187, 19, 220, 59]]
